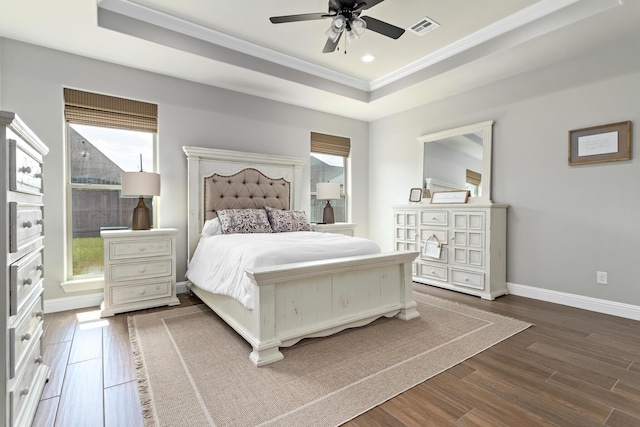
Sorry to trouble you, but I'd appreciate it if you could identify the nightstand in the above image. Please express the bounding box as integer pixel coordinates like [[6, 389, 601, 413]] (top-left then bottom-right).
[[312, 223, 357, 236], [100, 228, 180, 317]]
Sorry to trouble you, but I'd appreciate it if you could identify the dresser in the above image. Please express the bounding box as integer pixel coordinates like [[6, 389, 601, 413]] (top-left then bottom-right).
[[393, 203, 508, 299], [1, 111, 50, 427], [312, 222, 356, 236], [100, 228, 180, 317]]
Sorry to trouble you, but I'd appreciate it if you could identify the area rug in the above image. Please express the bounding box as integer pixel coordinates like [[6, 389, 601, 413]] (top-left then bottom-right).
[[128, 291, 531, 427]]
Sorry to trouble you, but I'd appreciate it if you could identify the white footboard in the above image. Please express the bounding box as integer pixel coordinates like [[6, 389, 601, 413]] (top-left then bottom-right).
[[190, 250, 419, 366]]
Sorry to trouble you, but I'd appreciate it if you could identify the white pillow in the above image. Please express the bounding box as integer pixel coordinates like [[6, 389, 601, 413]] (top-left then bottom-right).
[[201, 217, 223, 236]]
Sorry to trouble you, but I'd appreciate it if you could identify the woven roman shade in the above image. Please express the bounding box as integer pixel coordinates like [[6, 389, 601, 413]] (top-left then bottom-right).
[[311, 132, 350, 157], [466, 169, 482, 186], [64, 88, 157, 133]]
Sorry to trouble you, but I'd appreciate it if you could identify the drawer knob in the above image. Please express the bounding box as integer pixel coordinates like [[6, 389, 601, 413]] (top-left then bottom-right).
[[34, 172, 43, 179], [22, 333, 31, 341], [35, 311, 44, 318], [20, 387, 29, 396], [139, 290, 146, 295], [430, 270, 436, 274], [23, 278, 33, 286], [37, 264, 44, 272], [36, 219, 44, 226], [23, 221, 32, 228], [464, 277, 469, 282], [35, 356, 43, 364], [19, 166, 32, 174], [139, 247, 146, 252]]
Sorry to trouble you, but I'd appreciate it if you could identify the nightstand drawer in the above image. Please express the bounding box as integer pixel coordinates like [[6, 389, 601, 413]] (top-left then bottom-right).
[[9, 292, 44, 379], [110, 280, 172, 305], [108, 259, 172, 283], [451, 268, 484, 290], [108, 238, 173, 260], [9, 203, 44, 253], [9, 247, 44, 316], [9, 139, 44, 195]]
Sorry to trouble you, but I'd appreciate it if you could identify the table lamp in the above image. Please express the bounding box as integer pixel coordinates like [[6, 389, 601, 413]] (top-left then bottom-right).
[[316, 182, 341, 224], [121, 171, 160, 230]]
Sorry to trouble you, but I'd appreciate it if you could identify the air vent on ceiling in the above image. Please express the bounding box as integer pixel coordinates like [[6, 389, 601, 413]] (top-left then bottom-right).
[[409, 16, 440, 36]]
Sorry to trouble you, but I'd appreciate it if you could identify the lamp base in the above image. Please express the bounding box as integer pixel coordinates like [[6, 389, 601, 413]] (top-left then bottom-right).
[[322, 200, 335, 224], [131, 196, 151, 230]]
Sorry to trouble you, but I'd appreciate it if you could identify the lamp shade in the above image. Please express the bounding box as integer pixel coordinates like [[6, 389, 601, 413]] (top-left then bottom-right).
[[121, 172, 161, 196], [316, 182, 340, 201]]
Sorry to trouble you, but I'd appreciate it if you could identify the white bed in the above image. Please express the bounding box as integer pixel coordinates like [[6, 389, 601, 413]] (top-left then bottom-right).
[[183, 146, 419, 366]]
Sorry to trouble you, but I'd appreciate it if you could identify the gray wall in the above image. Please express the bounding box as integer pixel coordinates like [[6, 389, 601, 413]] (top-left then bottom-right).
[[0, 39, 369, 301], [369, 33, 640, 306]]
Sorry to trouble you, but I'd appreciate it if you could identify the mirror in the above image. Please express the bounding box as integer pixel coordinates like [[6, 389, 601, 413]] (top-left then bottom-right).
[[418, 120, 494, 202]]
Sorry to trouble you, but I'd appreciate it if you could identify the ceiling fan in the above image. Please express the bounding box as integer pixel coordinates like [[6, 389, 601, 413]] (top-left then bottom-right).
[[269, 0, 405, 53]]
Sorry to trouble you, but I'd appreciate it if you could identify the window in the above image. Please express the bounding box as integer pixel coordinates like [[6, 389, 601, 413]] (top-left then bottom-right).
[[310, 132, 350, 223], [64, 89, 157, 280]]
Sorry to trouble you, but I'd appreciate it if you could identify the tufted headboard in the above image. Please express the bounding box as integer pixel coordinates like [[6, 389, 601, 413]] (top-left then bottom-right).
[[183, 146, 307, 261], [203, 168, 290, 220]]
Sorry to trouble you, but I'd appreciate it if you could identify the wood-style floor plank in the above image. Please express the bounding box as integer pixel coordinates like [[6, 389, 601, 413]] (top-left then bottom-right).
[[34, 288, 640, 427], [104, 381, 144, 427]]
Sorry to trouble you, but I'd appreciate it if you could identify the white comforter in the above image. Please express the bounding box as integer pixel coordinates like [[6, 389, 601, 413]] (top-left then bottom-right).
[[185, 231, 381, 310]]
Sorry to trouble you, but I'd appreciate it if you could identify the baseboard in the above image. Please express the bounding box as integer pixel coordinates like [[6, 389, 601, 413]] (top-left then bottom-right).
[[44, 293, 104, 314], [507, 282, 640, 321], [44, 282, 191, 314]]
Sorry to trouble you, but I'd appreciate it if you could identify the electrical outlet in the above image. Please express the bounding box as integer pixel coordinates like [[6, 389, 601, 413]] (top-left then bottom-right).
[[596, 271, 608, 285]]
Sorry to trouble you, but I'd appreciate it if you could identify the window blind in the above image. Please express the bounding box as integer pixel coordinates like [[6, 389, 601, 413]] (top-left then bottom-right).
[[466, 169, 482, 186], [310, 132, 350, 157], [64, 88, 157, 133]]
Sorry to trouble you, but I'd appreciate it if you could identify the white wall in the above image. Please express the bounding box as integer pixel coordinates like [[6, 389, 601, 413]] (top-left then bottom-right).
[[369, 33, 640, 306], [0, 39, 369, 301]]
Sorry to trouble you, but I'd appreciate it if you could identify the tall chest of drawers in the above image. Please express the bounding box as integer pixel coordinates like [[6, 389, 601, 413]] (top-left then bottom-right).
[[393, 203, 508, 300], [1, 111, 50, 427]]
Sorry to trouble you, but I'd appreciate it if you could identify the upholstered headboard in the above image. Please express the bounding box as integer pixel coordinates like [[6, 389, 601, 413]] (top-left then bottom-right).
[[203, 168, 290, 220], [183, 146, 307, 261]]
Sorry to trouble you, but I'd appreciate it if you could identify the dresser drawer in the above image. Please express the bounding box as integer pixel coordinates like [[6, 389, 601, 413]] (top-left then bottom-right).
[[9, 293, 44, 379], [451, 268, 485, 290], [417, 263, 448, 282], [108, 259, 172, 283], [10, 247, 44, 316], [108, 238, 173, 260], [419, 210, 448, 226], [9, 139, 44, 195], [110, 280, 172, 305], [9, 328, 45, 427], [9, 202, 44, 253]]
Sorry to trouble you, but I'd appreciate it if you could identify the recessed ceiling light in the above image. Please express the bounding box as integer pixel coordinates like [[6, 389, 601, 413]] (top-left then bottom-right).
[[361, 54, 375, 63]]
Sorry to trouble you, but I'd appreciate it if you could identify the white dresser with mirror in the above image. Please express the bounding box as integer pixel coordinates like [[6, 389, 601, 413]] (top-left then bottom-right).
[[394, 120, 508, 299]]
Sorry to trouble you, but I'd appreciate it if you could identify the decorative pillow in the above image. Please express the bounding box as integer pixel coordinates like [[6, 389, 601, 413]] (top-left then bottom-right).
[[264, 206, 313, 233], [216, 209, 273, 234], [201, 217, 223, 236]]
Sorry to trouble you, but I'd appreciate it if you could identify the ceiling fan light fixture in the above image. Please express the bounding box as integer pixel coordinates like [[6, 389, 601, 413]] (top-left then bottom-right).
[[351, 16, 367, 35], [325, 25, 342, 43], [346, 30, 359, 44], [332, 15, 345, 30]]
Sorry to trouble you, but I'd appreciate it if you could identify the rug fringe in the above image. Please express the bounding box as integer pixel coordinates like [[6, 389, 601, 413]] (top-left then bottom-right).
[[128, 316, 158, 427]]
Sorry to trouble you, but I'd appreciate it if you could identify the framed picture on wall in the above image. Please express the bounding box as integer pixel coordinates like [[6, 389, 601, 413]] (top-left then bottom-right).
[[568, 121, 632, 166]]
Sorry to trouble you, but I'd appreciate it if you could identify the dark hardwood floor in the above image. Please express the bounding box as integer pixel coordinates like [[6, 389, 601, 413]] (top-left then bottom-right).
[[33, 285, 640, 426]]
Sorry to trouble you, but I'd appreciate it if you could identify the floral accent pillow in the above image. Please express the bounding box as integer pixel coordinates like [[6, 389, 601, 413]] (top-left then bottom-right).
[[264, 206, 313, 232], [216, 209, 273, 234]]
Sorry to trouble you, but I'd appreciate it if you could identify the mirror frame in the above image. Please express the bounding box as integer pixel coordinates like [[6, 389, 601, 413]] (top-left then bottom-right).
[[417, 120, 494, 202]]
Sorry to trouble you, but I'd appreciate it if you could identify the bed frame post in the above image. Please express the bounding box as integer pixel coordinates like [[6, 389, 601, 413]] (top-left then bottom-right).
[[249, 283, 284, 366], [396, 261, 420, 321]]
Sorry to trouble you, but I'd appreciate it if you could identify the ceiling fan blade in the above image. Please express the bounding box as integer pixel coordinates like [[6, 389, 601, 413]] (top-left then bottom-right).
[[361, 16, 405, 39], [322, 31, 343, 53], [270, 13, 330, 24], [358, 0, 385, 10]]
